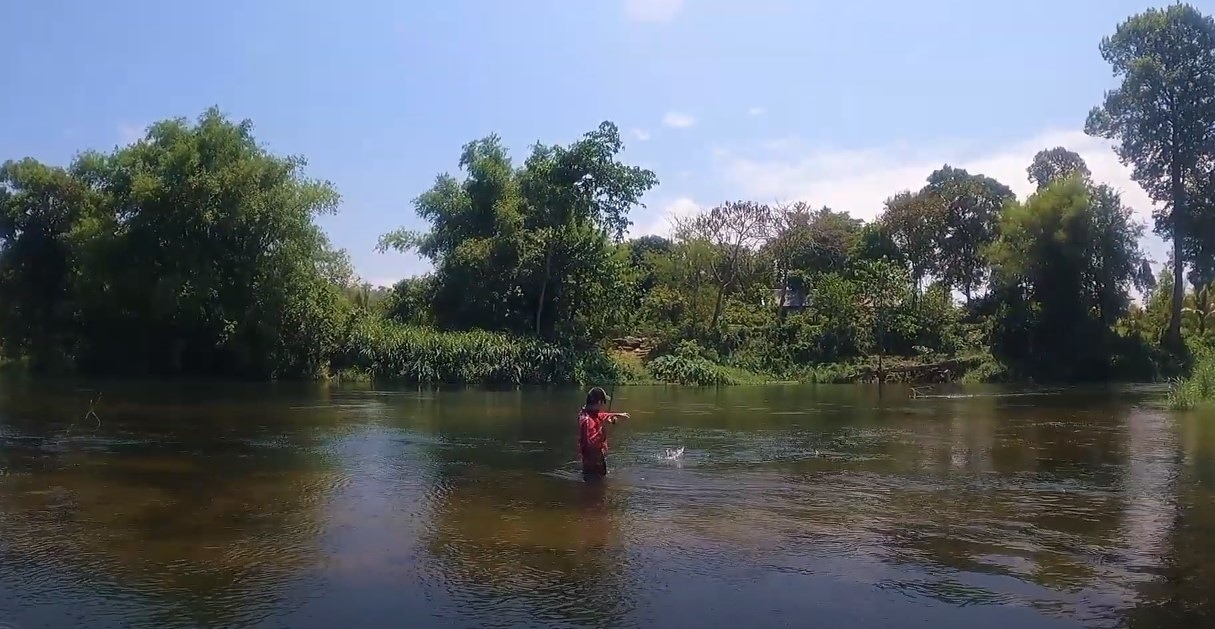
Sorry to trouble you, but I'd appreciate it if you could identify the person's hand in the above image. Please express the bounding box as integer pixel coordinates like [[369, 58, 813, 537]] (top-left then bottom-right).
[[616, 412, 630, 420]]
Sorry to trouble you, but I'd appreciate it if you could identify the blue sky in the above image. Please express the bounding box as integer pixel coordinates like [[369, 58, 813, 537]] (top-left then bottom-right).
[[0, 0, 1172, 286]]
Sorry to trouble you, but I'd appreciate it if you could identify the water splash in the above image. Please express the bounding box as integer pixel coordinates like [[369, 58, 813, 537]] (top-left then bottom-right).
[[661, 446, 685, 461]]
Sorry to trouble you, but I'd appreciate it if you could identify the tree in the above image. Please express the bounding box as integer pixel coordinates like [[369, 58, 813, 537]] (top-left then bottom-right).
[[921, 166, 1015, 302], [674, 200, 772, 332], [638, 237, 719, 337], [1182, 175, 1215, 337], [987, 176, 1145, 379], [0, 108, 351, 377], [1085, 3, 1215, 347], [851, 258, 912, 380], [517, 123, 657, 339], [799, 206, 863, 274], [881, 190, 941, 295], [0, 158, 97, 370], [1028, 147, 1092, 190], [849, 221, 905, 267], [379, 122, 657, 342], [378, 135, 531, 333], [1025, 149, 1148, 327], [1087, 184, 1148, 328], [766, 202, 813, 316], [626, 235, 673, 266]]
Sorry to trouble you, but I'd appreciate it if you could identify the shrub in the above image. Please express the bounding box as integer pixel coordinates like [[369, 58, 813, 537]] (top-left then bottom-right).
[[646, 354, 738, 386], [334, 315, 616, 385], [1168, 350, 1215, 410]]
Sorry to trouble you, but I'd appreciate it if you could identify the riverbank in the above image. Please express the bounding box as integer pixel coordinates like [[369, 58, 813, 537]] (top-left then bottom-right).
[[1167, 351, 1215, 410], [327, 320, 1007, 386]]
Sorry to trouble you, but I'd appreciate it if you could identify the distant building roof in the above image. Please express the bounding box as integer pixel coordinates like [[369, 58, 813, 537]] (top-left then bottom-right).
[[764, 287, 808, 309]]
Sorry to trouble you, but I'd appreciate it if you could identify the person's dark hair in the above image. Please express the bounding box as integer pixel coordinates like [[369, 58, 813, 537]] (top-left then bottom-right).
[[585, 386, 610, 406]]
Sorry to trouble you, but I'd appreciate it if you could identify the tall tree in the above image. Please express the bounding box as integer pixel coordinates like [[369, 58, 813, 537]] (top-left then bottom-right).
[[0, 108, 350, 377], [1027, 147, 1092, 190], [988, 177, 1146, 379], [851, 258, 912, 381], [881, 190, 941, 295], [765, 202, 813, 314], [675, 200, 772, 332], [766, 203, 863, 312], [1087, 183, 1148, 327], [1085, 3, 1215, 347], [378, 135, 530, 333], [380, 122, 657, 342], [922, 166, 1015, 302], [0, 158, 97, 370], [1024, 149, 1149, 327], [1184, 170, 1215, 335], [518, 122, 657, 339]]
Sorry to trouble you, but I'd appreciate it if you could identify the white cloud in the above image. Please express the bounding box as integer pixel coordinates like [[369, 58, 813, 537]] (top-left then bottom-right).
[[720, 129, 1154, 220], [631, 197, 702, 237], [748, 106, 766, 117], [630, 128, 652, 142], [117, 122, 145, 144], [707, 128, 1170, 267], [623, 0, 685, 22], [363, 276, 402, 289], [760, 136, 800, 152], [663, 111, 696, 129]]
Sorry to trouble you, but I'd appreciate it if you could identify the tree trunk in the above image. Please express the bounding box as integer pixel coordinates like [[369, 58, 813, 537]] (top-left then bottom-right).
[[777, 268, 789, 320], [877, 308, 885, 390], [1199, 286, 1209, 337], [710, 283, 727, 331], [535, 246, 553, 338], [710, 245, 742, 331], [1167, 164, 1186, 347]]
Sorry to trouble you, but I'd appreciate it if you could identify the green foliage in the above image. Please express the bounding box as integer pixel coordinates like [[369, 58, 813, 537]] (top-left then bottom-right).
[[378, 122, 657, 342], [959, 354, 1012, 384], [335, 315, 617, 385], [1027, 147, 1091, 190], [922, 166, 1016, 301], [987, 176, 1149, 381], [0, 108, 350, 378], [646, 341, 740, 386], [1086, 3, 1215, 346], [1168, 350, 1215, 410], [606, 351, 651, 384]]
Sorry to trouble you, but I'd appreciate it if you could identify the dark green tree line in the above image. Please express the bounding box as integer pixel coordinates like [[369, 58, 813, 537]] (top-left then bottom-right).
[[0, 109, 350, 377]]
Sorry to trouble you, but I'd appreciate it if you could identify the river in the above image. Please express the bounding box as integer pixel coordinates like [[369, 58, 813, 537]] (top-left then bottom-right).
[[0, 381, 1213, 628]]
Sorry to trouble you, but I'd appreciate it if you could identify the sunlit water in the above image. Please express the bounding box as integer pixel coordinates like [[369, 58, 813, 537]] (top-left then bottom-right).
[[1, 381, 1214, 628]]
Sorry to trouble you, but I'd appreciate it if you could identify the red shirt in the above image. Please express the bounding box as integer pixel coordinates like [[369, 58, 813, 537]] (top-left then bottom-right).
[[578, 408, 611, 459]]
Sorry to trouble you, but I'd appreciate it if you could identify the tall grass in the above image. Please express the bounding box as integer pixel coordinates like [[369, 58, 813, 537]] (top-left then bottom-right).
[[646, 353, 739, 385], [335, 317, 622, 385], [1167, 351, 1215, 410]]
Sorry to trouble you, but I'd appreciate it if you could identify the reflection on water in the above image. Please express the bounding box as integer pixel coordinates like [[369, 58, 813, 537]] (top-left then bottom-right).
[[1, 381, 1214, 628]]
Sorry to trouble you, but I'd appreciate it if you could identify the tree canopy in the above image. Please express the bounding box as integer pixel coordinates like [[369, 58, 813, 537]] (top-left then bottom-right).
[[1085, 3, 1215, 346], [0, 108, 349, 377]]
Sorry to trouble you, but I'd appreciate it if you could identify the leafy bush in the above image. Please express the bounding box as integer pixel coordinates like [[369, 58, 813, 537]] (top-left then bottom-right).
[[959, 354, 1012, 384], [641, 340, 736, 385], [646, 354, 738, 386], [1169, 350, 1215, 410], [335, 315, 616, 385]]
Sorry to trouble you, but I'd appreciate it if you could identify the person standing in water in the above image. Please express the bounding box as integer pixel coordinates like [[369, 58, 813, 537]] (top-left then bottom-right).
[[578, 387, 629, 479]]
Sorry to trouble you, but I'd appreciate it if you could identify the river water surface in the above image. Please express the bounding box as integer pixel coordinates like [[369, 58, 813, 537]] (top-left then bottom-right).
[[1, 381, 1214, 628]]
